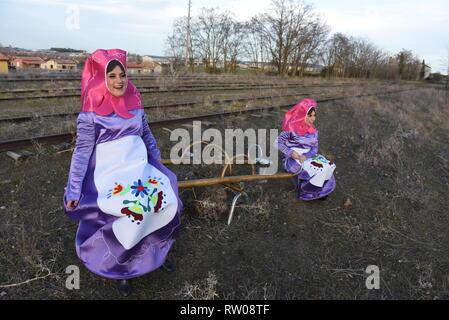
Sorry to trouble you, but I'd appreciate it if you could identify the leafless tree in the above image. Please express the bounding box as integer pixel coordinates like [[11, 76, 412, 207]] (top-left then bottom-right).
[[290, 15, 329, 76], [190, 7, 226, 73], [165, 0, 426, 80], [241, 17, 270, 72], [127, 53, 142, 63], [217, 12, 243, 73], [256, 0, 322, 75], [227, 22, 245, 73], [321, 33, 422, 80], [395, 49, 421, 80], [166, 17, 187, 62], [322, 33, 352, 78]]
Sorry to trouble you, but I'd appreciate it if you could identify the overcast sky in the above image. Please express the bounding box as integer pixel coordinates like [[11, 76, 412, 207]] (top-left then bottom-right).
[[1, 0, 448, 73]]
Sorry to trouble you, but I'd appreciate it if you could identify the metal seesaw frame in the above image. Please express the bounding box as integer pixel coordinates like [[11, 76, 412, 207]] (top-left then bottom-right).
[[161, 141, 295, 225]]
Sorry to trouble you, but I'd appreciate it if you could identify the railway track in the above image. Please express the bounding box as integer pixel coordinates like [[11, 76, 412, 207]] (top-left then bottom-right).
[[0, 84, 310, 101], [0, 81, 312, 95], [0, 74, 289, 83], [0, 82, 359, 101], [0, 82, 397, 123], [0, 92, 312, 123], [0, 89, 414, 153]]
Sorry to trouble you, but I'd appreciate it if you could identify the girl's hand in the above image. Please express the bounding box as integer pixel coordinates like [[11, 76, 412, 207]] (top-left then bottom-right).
[[66, 200, 79, 210], [292, 152, 307, 163], [298, 155, 307, 163], [291, 151, 300, 159]]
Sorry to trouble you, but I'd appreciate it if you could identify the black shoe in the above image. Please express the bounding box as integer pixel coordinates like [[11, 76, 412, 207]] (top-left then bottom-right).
[[162, 260, 175, 272], [117, 279, 132, 297]]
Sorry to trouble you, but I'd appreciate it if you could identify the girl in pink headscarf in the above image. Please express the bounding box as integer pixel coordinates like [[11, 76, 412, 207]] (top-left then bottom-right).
[[63, 49, 182, 296], [275, 99, 336, 200]]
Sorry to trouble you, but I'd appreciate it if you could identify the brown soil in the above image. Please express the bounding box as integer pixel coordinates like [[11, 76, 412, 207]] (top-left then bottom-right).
[[0, 77, 448, 299]]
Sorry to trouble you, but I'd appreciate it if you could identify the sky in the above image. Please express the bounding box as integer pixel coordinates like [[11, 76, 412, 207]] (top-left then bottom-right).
[[1, 0, 448, 73]]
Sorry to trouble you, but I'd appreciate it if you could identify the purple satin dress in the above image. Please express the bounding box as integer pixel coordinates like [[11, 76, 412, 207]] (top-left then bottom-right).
[[275, 130, 336, 200], [63, 109, 182, 279]]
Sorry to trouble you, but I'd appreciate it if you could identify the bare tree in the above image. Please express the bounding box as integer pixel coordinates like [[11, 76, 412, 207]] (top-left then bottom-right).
[[321, 33, 422, 81], [190, 7, 225, 73], [290, 15, 329, 76], [346, 38, 386, 78], [127, 52, 142, 63], [165, 17, 190, 73], [256, 0, 319, 75], [216, 11, 242, 72], [241, 16, 271, 72], [165, 0, 428, 80], [226, 21, 245, 72], [166, 17, 187, 62], [396, 49, 421, 80], [322, 33, 352, 78]]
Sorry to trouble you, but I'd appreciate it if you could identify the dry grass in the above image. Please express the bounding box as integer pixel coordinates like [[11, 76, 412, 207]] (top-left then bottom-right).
[[192, 187, 229, 221], [313, 85, 449, 299], [178, 271, 219, 300], [0, 82, 380, 140], [0, 76, 447, 299]]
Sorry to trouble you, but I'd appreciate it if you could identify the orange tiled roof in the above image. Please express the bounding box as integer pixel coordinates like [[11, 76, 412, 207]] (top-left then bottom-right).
[[0, 52, 9, 61], [127, 62, 144, 68], [50, 59, 77, 64], [13, 56, 45, 64]]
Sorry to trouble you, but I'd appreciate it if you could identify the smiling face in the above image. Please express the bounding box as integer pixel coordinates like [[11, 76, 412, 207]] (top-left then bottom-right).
[[106, 64, 127, 97], [305, 108, 316, 126]]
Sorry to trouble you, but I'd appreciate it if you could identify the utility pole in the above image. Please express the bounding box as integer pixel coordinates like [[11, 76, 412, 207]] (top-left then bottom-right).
[[185, 0, 192, 71]]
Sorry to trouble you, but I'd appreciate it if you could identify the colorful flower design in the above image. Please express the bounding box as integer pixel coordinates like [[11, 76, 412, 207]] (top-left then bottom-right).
[[311, 161, 323, 168], [121, 200, 144, 224], [108, 176, 168, 225], [112, 184, 124, 195], [308, 155, 337, 169], [107, 182, 130, 198], [153, 191, 165, 213], [131, 179, 149, 198]]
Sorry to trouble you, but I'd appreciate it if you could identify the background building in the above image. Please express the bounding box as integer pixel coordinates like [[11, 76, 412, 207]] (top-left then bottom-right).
[[41, 59, 77, 71], [11, 56, 45, 69], [0, 52, 9, 73], [127, 62, 163, 74]]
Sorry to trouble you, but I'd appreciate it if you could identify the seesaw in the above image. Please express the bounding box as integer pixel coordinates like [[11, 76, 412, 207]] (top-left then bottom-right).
[[161, 141, 295, 225]]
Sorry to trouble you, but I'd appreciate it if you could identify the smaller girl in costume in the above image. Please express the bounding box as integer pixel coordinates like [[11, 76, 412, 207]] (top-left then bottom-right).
[[275, 99, 336, 200]]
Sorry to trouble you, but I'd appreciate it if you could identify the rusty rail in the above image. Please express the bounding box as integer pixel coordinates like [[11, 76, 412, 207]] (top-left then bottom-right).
[[0, 89, 415, 153]]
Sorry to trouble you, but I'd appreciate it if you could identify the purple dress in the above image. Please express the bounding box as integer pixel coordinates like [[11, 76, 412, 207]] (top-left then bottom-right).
[[63, 109, 182, 280], [275, 130, 336, 200]]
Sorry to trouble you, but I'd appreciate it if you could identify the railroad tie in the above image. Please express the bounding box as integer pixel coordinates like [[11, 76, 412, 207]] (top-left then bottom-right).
[[6, 150, 34, 161]]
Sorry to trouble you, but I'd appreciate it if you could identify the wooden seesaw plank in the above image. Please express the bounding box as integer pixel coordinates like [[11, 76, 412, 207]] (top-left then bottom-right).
[[177, 173, 296, 188]]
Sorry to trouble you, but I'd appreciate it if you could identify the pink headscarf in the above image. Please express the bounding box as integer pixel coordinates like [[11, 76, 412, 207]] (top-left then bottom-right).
[[282, 98, 317, 136], [80, 49, 143, 119]]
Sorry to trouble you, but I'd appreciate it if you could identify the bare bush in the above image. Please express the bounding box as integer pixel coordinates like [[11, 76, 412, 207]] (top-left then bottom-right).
[[178, 271, 219, 300], [192, 186, 229, 221]]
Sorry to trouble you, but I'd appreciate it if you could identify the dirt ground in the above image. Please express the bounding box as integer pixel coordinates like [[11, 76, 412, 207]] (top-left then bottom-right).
[[0, 80, 448, 300]]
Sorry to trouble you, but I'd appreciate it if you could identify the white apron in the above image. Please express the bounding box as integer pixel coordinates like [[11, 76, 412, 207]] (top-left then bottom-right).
[[291, 147, 336, 188], [94, 135, 178, 250]]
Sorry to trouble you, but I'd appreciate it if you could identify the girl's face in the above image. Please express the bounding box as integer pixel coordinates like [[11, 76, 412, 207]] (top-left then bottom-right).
[[106, 65, 127, 97], [305, 110, 316, 126]]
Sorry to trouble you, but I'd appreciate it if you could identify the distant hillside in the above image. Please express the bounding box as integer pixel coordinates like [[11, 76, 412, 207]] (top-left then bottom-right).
[[50, 48, 86, 53]]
